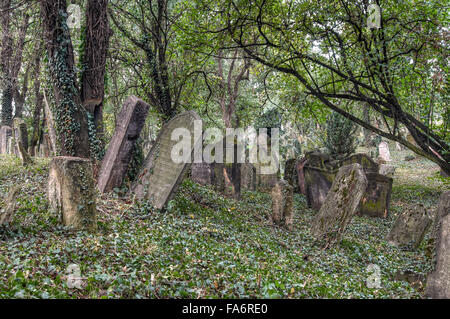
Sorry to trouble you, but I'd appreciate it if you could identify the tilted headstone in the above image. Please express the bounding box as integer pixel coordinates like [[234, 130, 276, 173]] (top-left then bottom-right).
[[97, 96, 150, 193], [378, 141, 391, 162], [0, 126, 12, 154], [130, 111, 202, 209], [310, 163, 368, 246], [359, 173, 393, 218], [426, 191, 450, 298], [0, 185, 21, 225], [270, 179, 294, 231], [379, 164, 396, 177], [386, 204, 432, 250], [47, 157, 97, 231]]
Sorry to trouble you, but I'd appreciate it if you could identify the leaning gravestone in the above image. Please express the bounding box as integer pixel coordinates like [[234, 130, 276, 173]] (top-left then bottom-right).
[[0, 126, 12, 154], [97, 96, 150, 193], [378, 141, 391, 162], [386, 204, 432, 250], [130, 111, 202, 210], [270, 179, 294, 231], [47, 157, 97, 231], [310, 163, 368, 246], [426, 191, 450, 298]]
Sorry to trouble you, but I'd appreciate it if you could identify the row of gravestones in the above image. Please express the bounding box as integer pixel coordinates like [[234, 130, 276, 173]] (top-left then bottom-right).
[[273, 161, 450, 298], [285, 152, 394, 219]]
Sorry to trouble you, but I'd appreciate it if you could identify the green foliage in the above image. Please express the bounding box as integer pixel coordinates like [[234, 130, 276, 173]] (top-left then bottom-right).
[[324, 112, 357, 160]]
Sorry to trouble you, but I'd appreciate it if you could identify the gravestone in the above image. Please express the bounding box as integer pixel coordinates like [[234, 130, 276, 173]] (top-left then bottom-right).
[[310, 163, 368, 246], [270, 179, 294, 231], [13, 118, 28, 154], [396, 142, 402, 151], [0, 126, 12, 154], [47, 157, 97, 231], [378, 141, 391, 162], [379, 164, 396, 177], [0, 185, 21, 225], [341, 153, 379, 175], [97, 96, 150, 193], [240, 163, 257, 191], [426, 191, 450, 298], [386, 204, 432, 250], [191, 162, 215, 185], [130, 111, 202, 209], [359, 173, 393, 218], [284, 159, 300, 193], [296, 157, 308, 195], [303, 152, 338, 210]]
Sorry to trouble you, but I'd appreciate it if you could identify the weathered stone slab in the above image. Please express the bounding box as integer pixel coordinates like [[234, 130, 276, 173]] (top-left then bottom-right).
[[284, 159, 300, 193], [13, 118, 28, 154], [386, 204, 432, 250], [426, 191, 450, 298], [47, 157, 97, 231], [359, 173, 393, 218], [378, 141, 391, 162], [130, 111, 202, 209], [97, 96, 150, 193], [310, 163, 368, 246], [240, 163, 256, 191], [296, 157, 308, 195], [0, 126, 12, 154], [0, 185, 21, 225], [341, 153, 379, 175], [379, 164, 396, 177], [191, 162, 215, 185], [270, 179, 294, 231]]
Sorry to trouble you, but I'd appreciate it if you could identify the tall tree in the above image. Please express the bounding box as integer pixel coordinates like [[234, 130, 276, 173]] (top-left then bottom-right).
[[0, 0, 13, 126]]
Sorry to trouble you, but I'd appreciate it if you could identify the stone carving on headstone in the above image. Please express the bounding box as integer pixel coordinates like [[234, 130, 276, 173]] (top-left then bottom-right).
[[0, 126, 12, 154], [47, 156, 97, 231], [310, 163, 368, 246], [378, 141, 391, 162], [130, 111, 202, 210], [97, 96, 150, 193], [386, 204, 432, 250], [270, 179, 294, 231], [426, 191, 450, 298], [359, 173, 393, 218]]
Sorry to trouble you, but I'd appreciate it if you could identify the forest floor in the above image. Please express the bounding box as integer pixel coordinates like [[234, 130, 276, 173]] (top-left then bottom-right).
[[0, 147, 447, 299]]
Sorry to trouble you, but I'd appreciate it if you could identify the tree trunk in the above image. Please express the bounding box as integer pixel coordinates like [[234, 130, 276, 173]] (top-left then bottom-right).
[[0, 0, 13, 127], [30, 55, 43, 156], [81, 0, 111, 156], [41, 0, 90, 158]]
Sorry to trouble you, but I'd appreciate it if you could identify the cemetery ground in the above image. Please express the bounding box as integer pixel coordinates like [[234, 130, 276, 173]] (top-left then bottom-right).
[[0, 146, 447, 299]]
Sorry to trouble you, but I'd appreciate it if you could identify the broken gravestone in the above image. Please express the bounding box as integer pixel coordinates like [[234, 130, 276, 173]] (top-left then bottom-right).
[[310, 163, 368, 246], [426, 191, 450, 298], [378, 141, 391, 162], [0, 185, 21, 225], [97, 96, 150, 193], [48, 157, 97, 231], [386, 204, 432, 250], [130, 111, 202, 210], [0, 126, 12, 154], [270, 179, 294, 231]]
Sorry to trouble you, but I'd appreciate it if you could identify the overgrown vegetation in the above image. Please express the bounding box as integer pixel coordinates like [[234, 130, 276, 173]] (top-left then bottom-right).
[[0, 148, 445, 299]]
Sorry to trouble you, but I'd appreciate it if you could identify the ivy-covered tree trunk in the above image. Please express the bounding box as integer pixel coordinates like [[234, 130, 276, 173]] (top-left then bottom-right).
[[0, 0, 13, 127], [30, 54, 43, 156], [81, 0, 111, 158], [40, 0, 90, 158]]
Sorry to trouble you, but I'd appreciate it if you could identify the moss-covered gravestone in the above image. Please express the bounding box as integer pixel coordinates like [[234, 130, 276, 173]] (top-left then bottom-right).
[[13, 118, 28, 154], [130, 111, 202, 210], [0, 185, 21, 225], [310, 163, 368, 246], [240, 163, 257, 191], [97, 96, 150, 193], [0, 126, 12, 154], [386, 204, 432, 250], [48, 157, 97, 231], [359, 173, 393, 218], [284, 159, 300, 193], [270, 179, 294, 231], [426, 191, 450, 298]]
